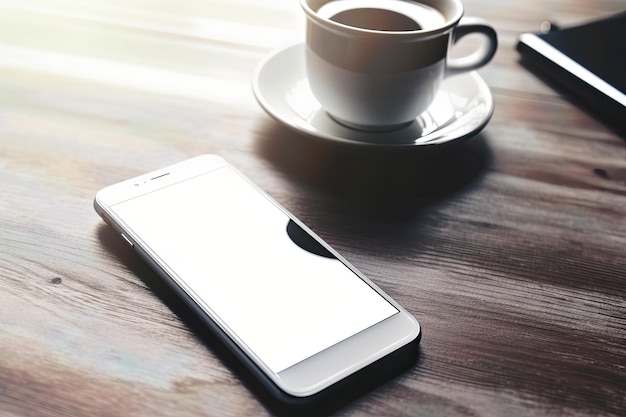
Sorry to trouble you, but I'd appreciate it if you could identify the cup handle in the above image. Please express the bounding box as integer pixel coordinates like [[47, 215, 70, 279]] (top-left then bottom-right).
[[446, 17, 498, 76]]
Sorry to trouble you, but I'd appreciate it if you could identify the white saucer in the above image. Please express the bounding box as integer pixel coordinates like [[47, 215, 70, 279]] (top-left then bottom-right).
[[253, 44, 494, 148]]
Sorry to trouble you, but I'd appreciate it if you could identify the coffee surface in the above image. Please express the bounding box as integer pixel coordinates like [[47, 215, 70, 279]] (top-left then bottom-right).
[[318, 0, 446, 31], [330, 8, 421, 31]]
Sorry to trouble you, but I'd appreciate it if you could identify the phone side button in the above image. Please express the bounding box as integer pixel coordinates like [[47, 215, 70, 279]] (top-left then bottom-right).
[[120, 233, 134, 248]]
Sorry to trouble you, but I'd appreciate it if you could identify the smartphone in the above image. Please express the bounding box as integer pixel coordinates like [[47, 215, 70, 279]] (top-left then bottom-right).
[[517, 11, 626, 134], [94, 154, 420, 413]]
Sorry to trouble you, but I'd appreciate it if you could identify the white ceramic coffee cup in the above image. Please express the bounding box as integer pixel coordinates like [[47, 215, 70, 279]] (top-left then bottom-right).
[[301, 0, 498, 130]]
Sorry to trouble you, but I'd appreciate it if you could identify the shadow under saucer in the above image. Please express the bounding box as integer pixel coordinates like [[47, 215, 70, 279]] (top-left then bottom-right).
[[254, 119, 492, 221]]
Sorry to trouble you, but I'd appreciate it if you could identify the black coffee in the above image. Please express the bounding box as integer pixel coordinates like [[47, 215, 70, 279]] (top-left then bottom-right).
[[318, 0, 446, 32], [330, 8, 421, 31]]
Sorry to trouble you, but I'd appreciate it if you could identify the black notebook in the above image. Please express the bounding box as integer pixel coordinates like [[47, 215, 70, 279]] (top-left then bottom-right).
[[517, 11, 626, 135]]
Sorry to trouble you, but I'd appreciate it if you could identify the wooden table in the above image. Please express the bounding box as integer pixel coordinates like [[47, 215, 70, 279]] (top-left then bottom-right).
[[1, 1, 625, 416]]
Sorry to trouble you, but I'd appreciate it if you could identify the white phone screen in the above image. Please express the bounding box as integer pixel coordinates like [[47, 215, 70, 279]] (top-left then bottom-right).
[[111, 166, 397, 373]]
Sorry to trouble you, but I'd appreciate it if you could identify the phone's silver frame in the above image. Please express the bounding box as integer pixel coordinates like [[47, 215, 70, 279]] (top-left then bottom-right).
[[94, 154, 420, 397]]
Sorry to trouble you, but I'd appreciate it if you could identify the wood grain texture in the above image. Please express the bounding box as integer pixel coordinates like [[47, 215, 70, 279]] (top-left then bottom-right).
[[1, 0, 625, 416]]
